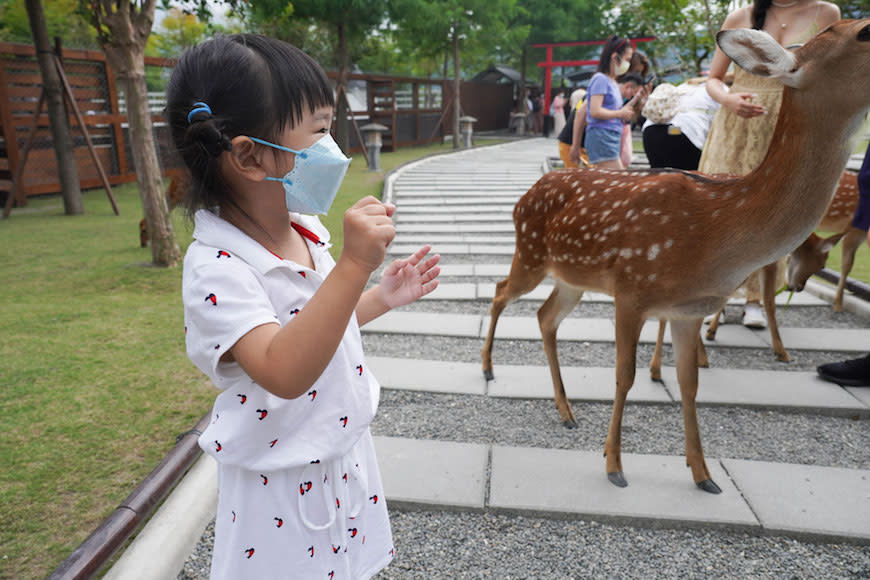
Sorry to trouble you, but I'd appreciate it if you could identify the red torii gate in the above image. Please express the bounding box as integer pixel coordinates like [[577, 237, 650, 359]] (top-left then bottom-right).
[[531, 37, 656, 111]]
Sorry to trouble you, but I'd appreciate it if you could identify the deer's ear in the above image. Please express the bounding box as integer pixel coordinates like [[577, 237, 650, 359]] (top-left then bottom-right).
[[717, 29, 803, 88]]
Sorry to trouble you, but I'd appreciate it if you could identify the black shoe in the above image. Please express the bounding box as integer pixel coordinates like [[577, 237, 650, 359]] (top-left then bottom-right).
[[817, 354, 870, 387]]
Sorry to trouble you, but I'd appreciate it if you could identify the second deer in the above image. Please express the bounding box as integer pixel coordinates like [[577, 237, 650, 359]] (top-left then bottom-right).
[[482, 21, 870, 493]]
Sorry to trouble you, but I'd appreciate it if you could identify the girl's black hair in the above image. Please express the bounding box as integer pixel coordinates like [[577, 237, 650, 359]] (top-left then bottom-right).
[[597, 35, 631, 75], [165, 34, 335, 218], [752, 0, 773, 30]]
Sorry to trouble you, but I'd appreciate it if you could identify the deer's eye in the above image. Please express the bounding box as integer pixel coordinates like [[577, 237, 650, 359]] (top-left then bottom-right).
[[858, 24, 870, 42]]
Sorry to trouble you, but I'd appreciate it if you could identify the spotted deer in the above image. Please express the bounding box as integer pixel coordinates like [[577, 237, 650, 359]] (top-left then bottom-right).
[[785, 170, 864, 310], [481, 21, 870, 494], [648, 170, 862, 380]]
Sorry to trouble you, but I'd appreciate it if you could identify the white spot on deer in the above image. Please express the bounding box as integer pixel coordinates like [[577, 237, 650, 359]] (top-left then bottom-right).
[[635, 248, 643, 256], [520, 222, 527, 233], [660, 215, 670, 224], [593, 179, 605, 185], [580, 207, 588, 216], [664, 239, 674, 249], [648, 273, 657, 282], [619, 248, 633, 259], [572, 180, 580, 188], [626, 265, 633, 273], [736, 199, 745, 208], [647, 244, 661, 261], [712, 209, 721, 218], [531, 231, 537, 239]]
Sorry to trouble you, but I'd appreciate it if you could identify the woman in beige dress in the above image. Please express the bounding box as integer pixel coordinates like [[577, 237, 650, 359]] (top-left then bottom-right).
[[700, 0, 840, 328]]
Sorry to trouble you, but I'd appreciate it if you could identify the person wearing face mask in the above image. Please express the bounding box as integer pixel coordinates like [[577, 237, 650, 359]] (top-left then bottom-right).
[[584, 35, 646, 170], [168, 35, 440, 579]]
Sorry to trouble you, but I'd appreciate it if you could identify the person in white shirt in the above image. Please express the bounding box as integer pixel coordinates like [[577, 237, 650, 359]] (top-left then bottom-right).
[[166, 34, 440, 580]]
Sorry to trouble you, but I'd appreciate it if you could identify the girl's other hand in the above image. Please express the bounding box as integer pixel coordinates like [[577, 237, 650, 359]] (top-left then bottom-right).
[[378, 245, 440, 309], [725, 92, 766, 118], [341, 196, 396, 273]]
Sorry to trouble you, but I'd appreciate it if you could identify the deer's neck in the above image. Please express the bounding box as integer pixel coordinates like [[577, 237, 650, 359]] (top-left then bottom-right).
[[727, 89, 864, 268]]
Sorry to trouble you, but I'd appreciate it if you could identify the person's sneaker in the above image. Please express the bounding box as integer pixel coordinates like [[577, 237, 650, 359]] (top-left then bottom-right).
[[742, 302, 767, 329], [817, 354, 870, 387]]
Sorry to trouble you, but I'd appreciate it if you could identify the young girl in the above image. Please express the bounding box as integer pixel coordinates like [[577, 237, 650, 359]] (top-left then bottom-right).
[[585, 35, 643, 169], [166, 34, 440, 579]]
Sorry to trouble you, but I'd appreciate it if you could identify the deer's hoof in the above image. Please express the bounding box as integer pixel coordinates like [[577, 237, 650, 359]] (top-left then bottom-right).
[[607, 471, 628, 488], [776, 353, 791, 363], [483, 369, 494, 381], [696, 479, 722, 494], [562, 418, 578, 429]]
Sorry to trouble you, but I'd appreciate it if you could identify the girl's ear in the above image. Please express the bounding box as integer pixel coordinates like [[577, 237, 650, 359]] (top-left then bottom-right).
[[226, 136, 268, 181]]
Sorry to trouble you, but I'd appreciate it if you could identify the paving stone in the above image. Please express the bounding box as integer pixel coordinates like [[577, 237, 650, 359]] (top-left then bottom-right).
[[485, 364, 672, 403], [367, 356, 487, 395], [374, 436, 488, 509], [721, 458, 870, 542], [658, 367, 870, 416], [362, 311, 481, 338], [489, 446, 758, 530], [765, 327, 870, 353]]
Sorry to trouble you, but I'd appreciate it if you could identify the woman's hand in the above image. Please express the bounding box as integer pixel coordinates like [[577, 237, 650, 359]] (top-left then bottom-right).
[[378, 245, 440, 308], [724, 92, 766, 118]]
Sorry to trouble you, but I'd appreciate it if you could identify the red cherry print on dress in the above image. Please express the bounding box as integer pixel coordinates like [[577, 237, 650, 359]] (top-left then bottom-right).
[[339, 416, 348, 428], [310, 459, 320, 464], [331, 545, 340, 554], [205, 293, 217, 305], [256, 409, 268, 420], [269, 439, 278, 448], [214, 441, 222, 452], [336, 498, 341, 509], [216, 250, 231, 259], [356, 364, 363, 376], [232, 511, 236, 523], [290, 308, 300, 315], [342, 473, 348, 483], [244, 548, 255, 559], [274, 517, 283, 528], [328, 572, 334, 579], [299, 481, 313, 495], [308, 389, 317, 401], [308, 546, 314, 558], [260, 474, 268, 486], [348, 528, 358, 538], [369, 494, 378, 504], [298, 271, 307, 278], [237, 394, 247, 404]]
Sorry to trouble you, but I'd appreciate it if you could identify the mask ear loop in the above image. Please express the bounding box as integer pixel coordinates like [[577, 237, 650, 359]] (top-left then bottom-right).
[[248, 136, 308, 159]]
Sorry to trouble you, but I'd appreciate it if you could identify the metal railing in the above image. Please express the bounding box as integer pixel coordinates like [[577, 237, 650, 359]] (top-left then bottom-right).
[[48, 412, 210, 580]]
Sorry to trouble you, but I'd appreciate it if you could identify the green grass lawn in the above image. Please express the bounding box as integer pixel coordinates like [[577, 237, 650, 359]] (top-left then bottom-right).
[[0, 138, 477, 580]]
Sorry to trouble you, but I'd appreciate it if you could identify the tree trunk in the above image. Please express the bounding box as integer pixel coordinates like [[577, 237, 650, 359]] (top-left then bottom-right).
[[104, 43, 180, 267], [25, 0, 83, 214], [520, 44, 528, 115], [451, 27, 460, 150], [334, 21, 350, 154]]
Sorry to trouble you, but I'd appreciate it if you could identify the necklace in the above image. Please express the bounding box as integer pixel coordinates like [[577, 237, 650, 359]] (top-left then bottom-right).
[[767, 9, 789, 29], [771, 0, 798, 7]]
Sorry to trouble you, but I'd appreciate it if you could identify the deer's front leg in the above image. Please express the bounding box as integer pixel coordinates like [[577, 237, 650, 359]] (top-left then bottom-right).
[[537, 282, 583, 428], [761, 261, 790, 362], [671, 318, 721, 494], [605, 303, 644, 487]]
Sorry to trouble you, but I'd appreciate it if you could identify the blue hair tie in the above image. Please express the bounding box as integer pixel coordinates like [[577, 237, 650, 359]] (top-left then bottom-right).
[[187, 101, 212, 124]]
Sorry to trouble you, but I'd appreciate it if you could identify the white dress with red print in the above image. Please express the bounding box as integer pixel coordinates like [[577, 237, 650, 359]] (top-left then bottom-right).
[[183, 209, 394, 579]]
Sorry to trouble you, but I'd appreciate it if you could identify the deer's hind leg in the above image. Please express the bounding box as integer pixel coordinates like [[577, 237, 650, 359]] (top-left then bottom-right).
[[649, 319, 666, 382], [761, 261, 790, 362], [605, 301, 645, 487], [671, 317, 721, 494], [482, 260, 548, 380], [834, 227, 865, 312], [537, 280, 584, 428]]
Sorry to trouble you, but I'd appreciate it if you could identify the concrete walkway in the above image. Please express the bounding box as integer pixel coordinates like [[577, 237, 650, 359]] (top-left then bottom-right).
[[107, 139, 870, 579]]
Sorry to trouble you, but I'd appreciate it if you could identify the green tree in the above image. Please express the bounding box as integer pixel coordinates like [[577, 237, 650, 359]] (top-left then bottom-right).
[[82, 0, 181, 266], [390, 0, 525, 148], [245, 0, 389, 154], [146, 6, 207, 58], [0, 0, 97, 47], [602, 0, 733, 78]]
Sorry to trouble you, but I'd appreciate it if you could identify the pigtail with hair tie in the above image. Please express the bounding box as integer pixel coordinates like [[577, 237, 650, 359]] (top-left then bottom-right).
[[185, 101, 232, 158]]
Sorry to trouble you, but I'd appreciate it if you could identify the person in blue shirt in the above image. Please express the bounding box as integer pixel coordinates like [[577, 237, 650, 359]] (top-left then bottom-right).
[[585, 35, 644, 169]]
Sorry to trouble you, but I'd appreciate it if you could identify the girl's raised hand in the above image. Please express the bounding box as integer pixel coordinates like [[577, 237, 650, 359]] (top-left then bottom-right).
[[341, 196, 396, 273], [378, 245, 440, 309]]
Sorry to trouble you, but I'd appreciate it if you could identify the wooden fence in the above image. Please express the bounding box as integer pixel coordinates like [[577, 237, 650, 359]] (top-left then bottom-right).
[[0, 41, 513, 199]]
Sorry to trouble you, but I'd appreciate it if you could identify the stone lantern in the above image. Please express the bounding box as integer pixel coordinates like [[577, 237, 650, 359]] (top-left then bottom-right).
[[360, 123, 388, 171], [459, 116, 477, 149]]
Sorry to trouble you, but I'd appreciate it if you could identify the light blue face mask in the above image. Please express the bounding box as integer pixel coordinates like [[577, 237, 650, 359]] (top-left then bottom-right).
[[249, 133, 351, 215]]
